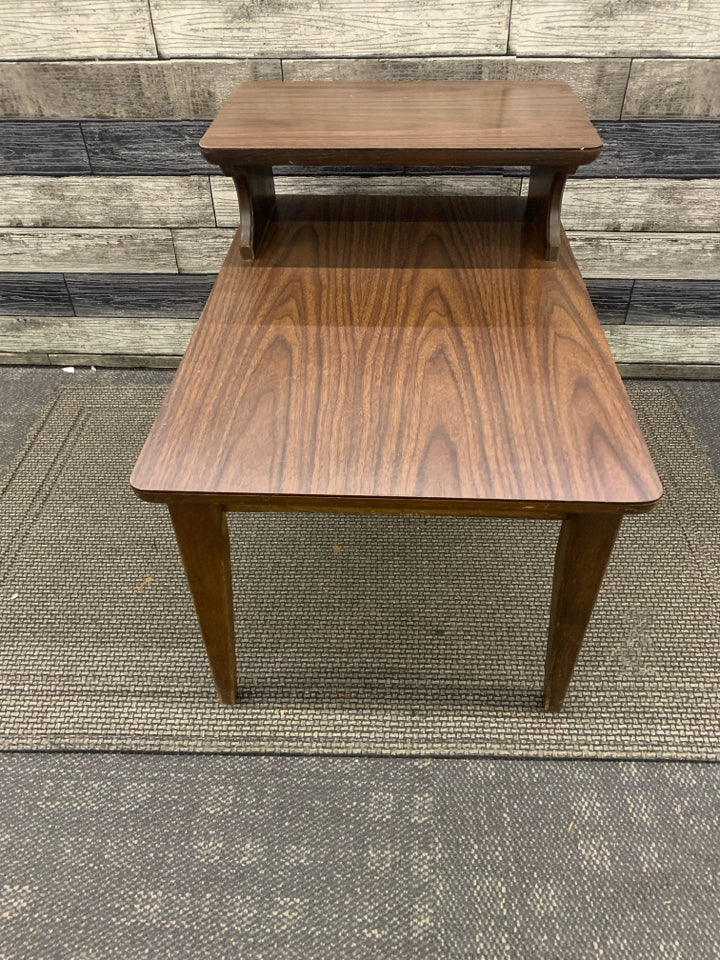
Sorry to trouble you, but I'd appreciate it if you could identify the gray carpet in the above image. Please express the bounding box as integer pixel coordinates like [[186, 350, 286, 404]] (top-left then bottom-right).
[[2, 382, 719, 758]]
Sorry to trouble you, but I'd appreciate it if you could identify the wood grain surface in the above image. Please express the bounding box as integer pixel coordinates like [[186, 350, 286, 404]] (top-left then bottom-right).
[[82, 121, 208, 175], [149, 0, 510, 58], [623, 59, 720, 119], [131, 196, 661, 513], [627, 281, 720, 326], [0, 0, 156, 60], [509, 0, 720, 57], [0, 273, 73, 316], [580, 121, 720, 178], [199, 81, 602, 169], [0, 121, 90, 175], [66, 274, 215, 318], [0, 229, 177, 273]]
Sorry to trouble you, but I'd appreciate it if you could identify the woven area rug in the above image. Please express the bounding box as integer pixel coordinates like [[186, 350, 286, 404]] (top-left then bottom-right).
[[1, 383, 718, 759]]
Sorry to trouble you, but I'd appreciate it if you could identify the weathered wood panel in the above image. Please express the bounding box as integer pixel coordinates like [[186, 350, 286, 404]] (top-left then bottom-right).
[[4, 318, 719, 374], [559, 179, 720, 232], [171, 228, 720, 279], [510, 0, 720, 57], [0, 121, 90, 175], [571, 233, 720, 281], [0, 273, 73, 316], [623, 59, 720, 119], [579, 121, 720, 178], [0, 59, 282, 119], [283, 56, 630, 119], [66, 274, 215, 317], [0, 176, 215, 228], [82, 121, 209, 175], [0, 1, 156, 60], [627, 281, 720, 326], [0, 230, 177, 273], [150, 0, 511, 58], [0, 315, 195, 354], [585, 280, 633, 324], [604, 325, 720, 364], [211, 174, 522, 226]]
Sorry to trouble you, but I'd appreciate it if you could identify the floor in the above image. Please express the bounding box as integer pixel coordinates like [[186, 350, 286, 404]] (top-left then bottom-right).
[[1, 366, 719, 960]]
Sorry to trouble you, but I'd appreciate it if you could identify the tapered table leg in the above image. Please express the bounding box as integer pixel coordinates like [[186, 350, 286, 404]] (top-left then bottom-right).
[[169, 502, 237, 704], [544, 513, 623, 712]]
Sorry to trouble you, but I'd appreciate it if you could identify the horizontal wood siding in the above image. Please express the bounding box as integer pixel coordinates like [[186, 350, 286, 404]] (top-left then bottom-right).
[[82, 121, 209, 175], [0, 273, 73, 316], [0, 230, 177, 273], [66, 274, 215, 317], [0, 122, 91, 175], [0, 1, 156, 60], [0, 177, 215, 228], [509, 0, 720, 57], [623, 60, 720, 119], [282, 57, 630, 120], [627, 281, 720, 326], [0, 59, 282, 119], [149, 0, 511, 58]]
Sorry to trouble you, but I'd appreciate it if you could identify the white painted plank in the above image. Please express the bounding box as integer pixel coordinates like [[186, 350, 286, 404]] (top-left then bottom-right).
[[0, 230, 177, 273], [3, 318, 719, 372], [172, 227, 720, 279], [283, 55, 630, 119], [150, 0, 510, 57], [570, 233, 720, 280], [0, 59, 281, 119], [0, 177, 215, 228], [0, 316, 195, 354], [509, 0, 720, 57], [557, 180, 720, 232], [604, 326, 720, 364], [212, 175, 522, 226], [0, 1, 156, 60], [623, 59, 720, 119]]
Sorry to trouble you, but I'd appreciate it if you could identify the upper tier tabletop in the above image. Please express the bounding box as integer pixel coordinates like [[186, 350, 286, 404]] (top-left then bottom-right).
[[199, 80, 603, 169], [131, 195, 661, 515]]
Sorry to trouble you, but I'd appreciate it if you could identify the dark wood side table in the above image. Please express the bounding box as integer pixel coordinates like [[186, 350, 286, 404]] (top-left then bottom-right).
[[131, 81, 662, 711]]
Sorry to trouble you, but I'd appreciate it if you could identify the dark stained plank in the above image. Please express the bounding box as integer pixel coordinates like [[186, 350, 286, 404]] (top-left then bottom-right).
[[66, 274, 216, 318], [131, 195, 662, 514], [0, 273, 73, 316], [199, 81, 602, 169], [578, 121, 720, 178], [82, 121, 209, 175], [0, 121, 90, 175], [627, 281, 720, 326], [585, 279, 633, 324]]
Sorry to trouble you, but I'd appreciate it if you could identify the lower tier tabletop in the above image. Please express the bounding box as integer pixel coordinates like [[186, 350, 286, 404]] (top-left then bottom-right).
[[131, 196, 662, 515]]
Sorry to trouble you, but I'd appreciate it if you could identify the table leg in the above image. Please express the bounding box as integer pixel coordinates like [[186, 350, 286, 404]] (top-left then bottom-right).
[[168, 502, 237, 704], [544, 513, 623, 712]]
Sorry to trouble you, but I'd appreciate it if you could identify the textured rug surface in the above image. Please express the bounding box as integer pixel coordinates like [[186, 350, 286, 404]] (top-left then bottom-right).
[[0, 384, 718, 759]]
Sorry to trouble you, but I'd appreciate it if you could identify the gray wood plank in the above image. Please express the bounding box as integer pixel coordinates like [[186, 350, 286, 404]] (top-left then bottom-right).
[[559, 179, 720, 231], [585, 280, 632, 324], [571, 233, 720, 281], [0, 121, 90, 175], [623, 59, 720, 119], [0, 273, 73, 316], [172, 228, 720, 279], [579, 121, 720, 178], [4, 318, 719, 374], [627, 281, 720, 326], [66, 274, 216, 317], [0, 230, 177, 273], [0, 176, 215, 228], [282, 56, 630, 119], [0, 315, 195, 354], [604, 325, 720, 364], [47, 353, 180, 368], [82, 121, 209, 175], [0, 1, 156, 60], [0, 59, 281, 119], [616, 363, 720, 380], [150, 0, 510, 58], [509, 0, 720, 57], [211, 174, 522, 226]]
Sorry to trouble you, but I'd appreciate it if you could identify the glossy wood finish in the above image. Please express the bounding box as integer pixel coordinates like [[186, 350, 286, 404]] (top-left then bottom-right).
[[544, 513, 623, 711], [169, 502, 237, 704], [131, 195, 662, 514], [199, 81, 602, 169]]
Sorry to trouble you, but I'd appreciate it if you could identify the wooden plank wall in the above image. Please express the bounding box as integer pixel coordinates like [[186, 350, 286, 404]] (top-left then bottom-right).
[[0, 0, 719, 374]]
